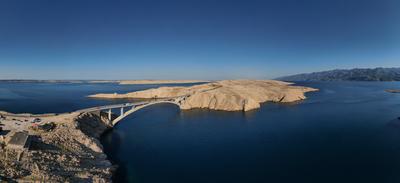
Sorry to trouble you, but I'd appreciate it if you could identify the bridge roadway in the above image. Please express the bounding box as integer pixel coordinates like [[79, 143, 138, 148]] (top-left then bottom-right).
[[76, 101, 150, 113], [1, 86, 219, 122], [76, 95, 189, 125]]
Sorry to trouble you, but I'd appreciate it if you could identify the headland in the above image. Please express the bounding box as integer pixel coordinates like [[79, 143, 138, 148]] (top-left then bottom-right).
[[89, 80, 318, 111]]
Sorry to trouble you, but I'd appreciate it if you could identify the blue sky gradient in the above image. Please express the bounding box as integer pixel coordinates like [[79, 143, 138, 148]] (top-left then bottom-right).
[[0, 0, 399, 79]]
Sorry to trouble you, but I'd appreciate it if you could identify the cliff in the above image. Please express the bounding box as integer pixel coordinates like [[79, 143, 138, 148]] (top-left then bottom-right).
[[89, 80, 318, 111]]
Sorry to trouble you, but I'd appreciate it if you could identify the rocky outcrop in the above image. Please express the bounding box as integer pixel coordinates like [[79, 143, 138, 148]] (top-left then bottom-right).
[[0, 112, 115, 182], [89, 80, 318, 111], [386, 89, 400, 93]]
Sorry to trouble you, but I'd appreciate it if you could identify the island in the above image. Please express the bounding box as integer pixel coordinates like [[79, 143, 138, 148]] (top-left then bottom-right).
[[89, 80, 318, 111], [386, 89, 400, 93]]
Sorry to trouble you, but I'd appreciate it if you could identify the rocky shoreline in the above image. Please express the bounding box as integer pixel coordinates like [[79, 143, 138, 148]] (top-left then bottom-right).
[[89, 80, 318, 111], [0, 111, 116, 182]]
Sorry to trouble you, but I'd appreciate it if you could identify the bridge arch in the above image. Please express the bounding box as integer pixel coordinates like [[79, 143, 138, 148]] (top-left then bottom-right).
[[111, 101, 181, 125]]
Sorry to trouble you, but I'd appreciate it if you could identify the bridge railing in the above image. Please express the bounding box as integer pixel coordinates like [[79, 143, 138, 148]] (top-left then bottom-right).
[[77, 95, 189, 113]]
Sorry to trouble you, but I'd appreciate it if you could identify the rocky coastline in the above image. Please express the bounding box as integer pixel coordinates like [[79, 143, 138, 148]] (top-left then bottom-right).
[[0, 111, 115, 182], [89, 80, 318, 111]]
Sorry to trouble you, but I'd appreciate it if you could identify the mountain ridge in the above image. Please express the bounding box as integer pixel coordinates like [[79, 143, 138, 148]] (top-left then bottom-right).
[[277, 67, 400, 81]]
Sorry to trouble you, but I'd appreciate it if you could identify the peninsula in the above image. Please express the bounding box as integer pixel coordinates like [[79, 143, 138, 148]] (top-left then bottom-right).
[[89, 80, 318, 111]]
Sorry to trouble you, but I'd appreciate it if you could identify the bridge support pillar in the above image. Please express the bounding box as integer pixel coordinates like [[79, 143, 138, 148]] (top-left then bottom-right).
[[108, 109, 112, 121], [120, 107, 124, 117]]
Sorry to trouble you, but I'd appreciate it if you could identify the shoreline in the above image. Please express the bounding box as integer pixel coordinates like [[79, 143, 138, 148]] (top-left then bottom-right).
[[0, 111, 116, 182], [89, 80, 318, 112]]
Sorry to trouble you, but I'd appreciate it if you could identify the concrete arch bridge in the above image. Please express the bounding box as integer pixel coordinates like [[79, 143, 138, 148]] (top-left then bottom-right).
[[76, 95, 188, 125]]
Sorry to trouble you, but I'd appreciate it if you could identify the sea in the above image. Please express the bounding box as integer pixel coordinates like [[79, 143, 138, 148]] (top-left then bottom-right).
[[1, 81, 400, 183]]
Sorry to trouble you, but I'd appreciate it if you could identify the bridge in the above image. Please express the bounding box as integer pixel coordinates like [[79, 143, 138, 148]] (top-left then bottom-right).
[[76, 95, 189, 125]]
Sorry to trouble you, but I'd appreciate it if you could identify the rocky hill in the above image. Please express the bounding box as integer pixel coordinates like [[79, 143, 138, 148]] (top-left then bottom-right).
[[0, 111, 115, 182], [277, 67, 400, 81], [89, 80, 318, 111]]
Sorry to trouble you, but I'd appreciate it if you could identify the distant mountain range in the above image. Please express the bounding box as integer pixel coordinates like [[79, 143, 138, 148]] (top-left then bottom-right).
[[277, 67, 400, 81]]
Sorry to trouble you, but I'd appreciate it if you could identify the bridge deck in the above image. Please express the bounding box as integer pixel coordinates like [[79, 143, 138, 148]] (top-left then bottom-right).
[[76, 95, 188, 113], [74, 95, 189, 125], [76, 101, 148, 113]]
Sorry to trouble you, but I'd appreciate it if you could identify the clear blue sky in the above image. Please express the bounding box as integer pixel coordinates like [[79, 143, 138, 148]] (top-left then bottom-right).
[[0, 0, 399, 80]]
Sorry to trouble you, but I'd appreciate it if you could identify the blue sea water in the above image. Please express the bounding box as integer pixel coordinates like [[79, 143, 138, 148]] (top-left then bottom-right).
[[0, 82, 196, 114], [1, 81, 400, 183]]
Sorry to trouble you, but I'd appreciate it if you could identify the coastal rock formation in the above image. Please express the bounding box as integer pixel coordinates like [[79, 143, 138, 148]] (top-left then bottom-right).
[[386, 89, 400, 93], [0, 111, 115, 182], [89, 80, 318, 111]]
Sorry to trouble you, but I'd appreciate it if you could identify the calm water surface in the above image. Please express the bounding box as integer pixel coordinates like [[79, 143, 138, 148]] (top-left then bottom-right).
[[0, 82, 197, 113], [1, 82, 400, 183]]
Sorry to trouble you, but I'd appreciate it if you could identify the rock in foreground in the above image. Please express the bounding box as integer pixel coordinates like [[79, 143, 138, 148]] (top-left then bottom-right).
[[0, 112, 115, 182], [89, 80, 318, 111]]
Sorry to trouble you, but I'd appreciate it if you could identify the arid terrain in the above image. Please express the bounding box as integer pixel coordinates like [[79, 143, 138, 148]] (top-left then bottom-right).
[[90, 80, 318, 111], [0, 111, 115, 182]]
